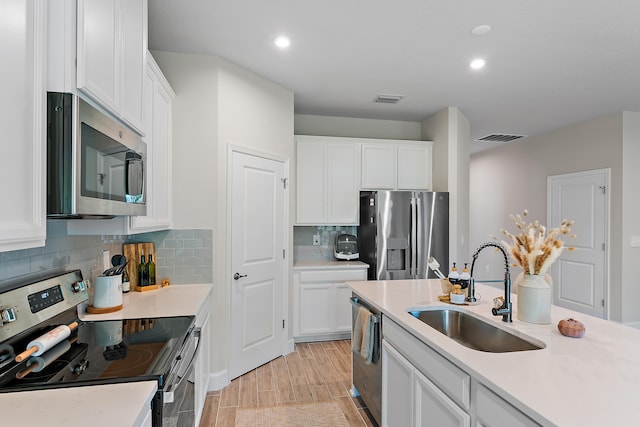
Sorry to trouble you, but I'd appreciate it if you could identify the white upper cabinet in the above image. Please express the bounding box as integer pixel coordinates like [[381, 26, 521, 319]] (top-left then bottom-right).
[[361, 140, 433, 190], [76, 0, 147, 134], [295, 136, 360, 225], [397, 143, 433, 190], [129, 54, 174, 233], [0, 0, 47, 252]]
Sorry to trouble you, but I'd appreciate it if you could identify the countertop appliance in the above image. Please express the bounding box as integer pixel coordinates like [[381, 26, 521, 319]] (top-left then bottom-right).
[[359, 191, 449, 280], [334, 233, 359, 260], [0, 270, 200, 427], [47, 92, 147, 219]]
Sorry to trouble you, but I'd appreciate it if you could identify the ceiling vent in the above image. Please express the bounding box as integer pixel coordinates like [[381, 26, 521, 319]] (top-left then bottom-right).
[[374, 94, 404, 104], [475, 133, 527, 143]]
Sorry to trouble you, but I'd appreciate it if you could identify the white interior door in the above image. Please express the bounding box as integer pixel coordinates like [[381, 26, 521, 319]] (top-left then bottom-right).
[[548, 169, 608, 318], [229, 150, 286, 379]]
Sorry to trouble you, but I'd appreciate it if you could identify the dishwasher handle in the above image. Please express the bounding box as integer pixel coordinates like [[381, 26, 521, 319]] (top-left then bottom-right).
[[350, 297, 380, 323]]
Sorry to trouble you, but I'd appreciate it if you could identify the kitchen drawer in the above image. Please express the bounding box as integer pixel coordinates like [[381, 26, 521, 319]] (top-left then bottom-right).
[[383, 316, 470, 410], [474, 382, 541, 427], [298, 268, 366, 283]]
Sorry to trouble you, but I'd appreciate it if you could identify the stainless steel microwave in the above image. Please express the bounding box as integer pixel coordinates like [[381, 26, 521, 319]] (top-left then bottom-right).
[[47, 92, 147, 218]]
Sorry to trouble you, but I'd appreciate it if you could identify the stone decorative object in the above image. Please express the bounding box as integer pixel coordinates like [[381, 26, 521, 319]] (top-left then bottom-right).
[[558, 318, 586, 338]]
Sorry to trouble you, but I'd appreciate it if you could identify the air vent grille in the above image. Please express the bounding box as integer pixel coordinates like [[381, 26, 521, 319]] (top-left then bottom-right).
[[475, 133, 527, 143], [374, 94, 404, 104]]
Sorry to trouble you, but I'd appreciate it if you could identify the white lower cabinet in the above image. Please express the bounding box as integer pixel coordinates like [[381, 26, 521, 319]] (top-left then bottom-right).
[[382, 317, 540, 427], [293, 266, 368, 341], [473, 382, 540, 427], [382, 340, 470, 427], [382, 339, 414, 427]]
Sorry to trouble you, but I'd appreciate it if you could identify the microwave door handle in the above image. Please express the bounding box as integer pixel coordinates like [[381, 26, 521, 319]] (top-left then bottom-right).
[[163, 327, 202, 404], [126, 157, 144, 196]]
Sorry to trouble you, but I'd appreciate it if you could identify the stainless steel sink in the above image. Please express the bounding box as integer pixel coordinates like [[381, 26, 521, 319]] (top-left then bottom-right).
[[408, 309, 545, 352]]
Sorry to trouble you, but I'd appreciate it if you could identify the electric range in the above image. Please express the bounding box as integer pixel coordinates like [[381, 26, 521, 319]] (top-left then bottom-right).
[[0, 270, 200, 426]]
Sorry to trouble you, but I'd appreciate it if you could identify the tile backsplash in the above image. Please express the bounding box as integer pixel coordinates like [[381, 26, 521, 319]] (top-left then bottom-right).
[[0, 224, 213, 292], [293, 226, 357, 261]]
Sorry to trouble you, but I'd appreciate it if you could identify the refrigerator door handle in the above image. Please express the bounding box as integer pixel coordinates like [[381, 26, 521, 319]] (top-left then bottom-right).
[[410, 196, 417, 278]]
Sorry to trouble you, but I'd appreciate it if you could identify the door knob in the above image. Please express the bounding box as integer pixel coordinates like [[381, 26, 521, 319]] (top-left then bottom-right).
[[234, 272, 247, 280]]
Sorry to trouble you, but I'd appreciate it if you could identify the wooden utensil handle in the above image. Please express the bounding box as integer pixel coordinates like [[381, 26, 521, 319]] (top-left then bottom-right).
[[15, 346, 38, 362]]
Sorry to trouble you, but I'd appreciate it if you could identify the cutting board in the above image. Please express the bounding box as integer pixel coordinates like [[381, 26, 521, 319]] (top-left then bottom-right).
[[122, 242, 157, 292]]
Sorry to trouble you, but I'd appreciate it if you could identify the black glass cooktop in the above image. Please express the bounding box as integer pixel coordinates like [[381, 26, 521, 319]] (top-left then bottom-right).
[[0, 316, 194, 392]]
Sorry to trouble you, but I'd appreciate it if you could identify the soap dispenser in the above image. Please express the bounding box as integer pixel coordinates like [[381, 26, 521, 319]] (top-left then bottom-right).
[[448, 263, 460, 285], [459, 263, 471, 289]]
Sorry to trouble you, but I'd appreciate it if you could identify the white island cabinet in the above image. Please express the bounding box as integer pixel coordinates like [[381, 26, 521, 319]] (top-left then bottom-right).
[[293, 261, 368, 341], [0, 0, 47, 253], [347, 279, 640, 426]]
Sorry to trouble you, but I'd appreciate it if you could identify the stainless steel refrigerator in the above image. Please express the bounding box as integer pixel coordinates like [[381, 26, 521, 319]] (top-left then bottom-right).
[[358, 191, 449, 280]]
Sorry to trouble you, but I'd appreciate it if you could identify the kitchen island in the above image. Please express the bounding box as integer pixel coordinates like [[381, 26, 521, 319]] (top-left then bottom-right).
[[0, 283, 212, 427], [347, 279, 640, 427]]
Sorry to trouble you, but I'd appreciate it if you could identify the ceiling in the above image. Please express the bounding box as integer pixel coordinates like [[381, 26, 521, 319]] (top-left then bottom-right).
[[148, 0, 640, 152]]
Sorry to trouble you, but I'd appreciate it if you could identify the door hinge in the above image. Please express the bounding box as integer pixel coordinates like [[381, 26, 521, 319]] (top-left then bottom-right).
[[281, 178, 288, 189], [602, 242, 606, 251], [599, 185, 606, 195], [602, 299, 605, 307], [282, 319, 285, 329], [283, 249, 286, 259]]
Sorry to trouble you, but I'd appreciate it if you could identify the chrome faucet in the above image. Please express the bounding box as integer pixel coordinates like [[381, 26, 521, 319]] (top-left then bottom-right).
[[470, 242, 512, 323]]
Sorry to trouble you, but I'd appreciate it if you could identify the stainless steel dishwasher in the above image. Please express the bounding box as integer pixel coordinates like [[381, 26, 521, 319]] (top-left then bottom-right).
[[351, 294, 381, 426]]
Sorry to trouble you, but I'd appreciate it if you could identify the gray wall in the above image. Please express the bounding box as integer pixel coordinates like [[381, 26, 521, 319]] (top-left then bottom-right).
[[470, 111, 640, 323]]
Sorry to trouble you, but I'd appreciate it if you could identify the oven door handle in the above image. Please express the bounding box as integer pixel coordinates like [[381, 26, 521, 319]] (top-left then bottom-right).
[[163, 327, 201, 404]]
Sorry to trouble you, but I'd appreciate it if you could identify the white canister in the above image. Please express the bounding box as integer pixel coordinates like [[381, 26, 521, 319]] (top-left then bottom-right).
[[93, 275, 123, 308]]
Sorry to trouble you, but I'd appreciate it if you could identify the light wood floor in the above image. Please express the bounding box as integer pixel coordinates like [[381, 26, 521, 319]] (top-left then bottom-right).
[[198, 339, 376, 427]]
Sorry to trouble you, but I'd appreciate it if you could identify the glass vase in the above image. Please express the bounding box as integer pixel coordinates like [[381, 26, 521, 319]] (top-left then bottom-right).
[[516, 273, 552, 324]]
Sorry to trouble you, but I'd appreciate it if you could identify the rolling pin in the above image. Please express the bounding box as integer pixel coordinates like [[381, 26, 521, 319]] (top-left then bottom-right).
[[15, 337, 77, 379], [15, 321, 79, 362]]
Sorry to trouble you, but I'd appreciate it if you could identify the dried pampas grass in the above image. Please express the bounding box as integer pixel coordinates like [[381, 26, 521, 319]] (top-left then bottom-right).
[[499, 210, 575, 275]]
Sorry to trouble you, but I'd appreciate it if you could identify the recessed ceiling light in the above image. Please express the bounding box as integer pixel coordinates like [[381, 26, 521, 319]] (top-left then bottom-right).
[[471, 25, 492, 36], [274, 35, 291, 49], [470, 58, 486, 70]]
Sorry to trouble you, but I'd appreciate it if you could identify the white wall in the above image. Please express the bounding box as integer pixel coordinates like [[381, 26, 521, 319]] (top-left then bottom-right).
[[295, 114, 421, 140], [422, 107, 471, 266], [153, 50, 294, 388], [469, 112, 640, 322], [621, 112, 640, 323]]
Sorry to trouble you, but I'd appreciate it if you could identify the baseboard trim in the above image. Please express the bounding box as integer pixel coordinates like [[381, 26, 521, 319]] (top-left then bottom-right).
[[208, 369, 230, 391], [286, 338, 295, 354], [624, 321, 640, 329]]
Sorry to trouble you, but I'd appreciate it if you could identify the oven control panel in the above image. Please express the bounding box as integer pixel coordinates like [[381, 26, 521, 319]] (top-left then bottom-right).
[[27, 285, 64, 313], [0, 270, 88, 342]]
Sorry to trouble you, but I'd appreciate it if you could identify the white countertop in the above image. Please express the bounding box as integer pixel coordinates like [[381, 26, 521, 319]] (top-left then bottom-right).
[[346, 279, 640, 427], [0, 382, 157, 426], [0, 283, 212, 426], [81, 283, 213, 321], [294, 260, 369, 270]]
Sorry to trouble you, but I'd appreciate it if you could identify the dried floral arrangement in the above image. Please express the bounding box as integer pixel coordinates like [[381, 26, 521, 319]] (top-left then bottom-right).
[[498, 210, 575, 275]]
